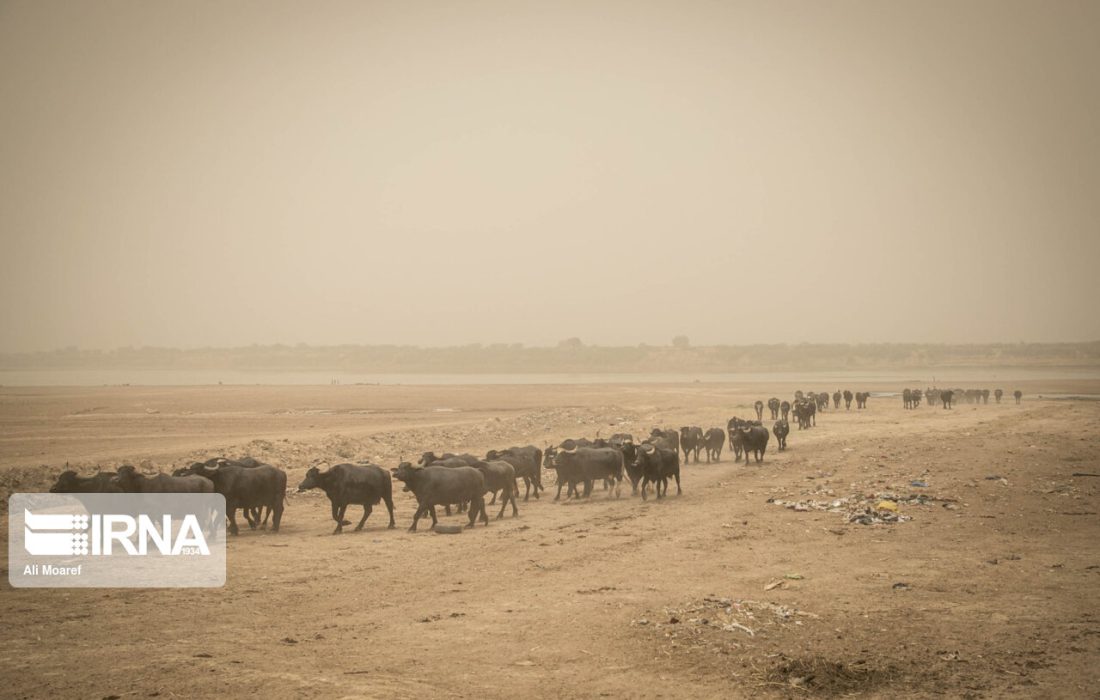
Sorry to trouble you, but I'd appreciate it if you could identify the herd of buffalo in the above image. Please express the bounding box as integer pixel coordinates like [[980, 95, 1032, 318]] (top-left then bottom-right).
[[44, 386, 1024, 535]]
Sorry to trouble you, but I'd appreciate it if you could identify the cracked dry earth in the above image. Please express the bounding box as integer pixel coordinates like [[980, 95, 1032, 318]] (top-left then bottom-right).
[[0, 381, 1098, 698]]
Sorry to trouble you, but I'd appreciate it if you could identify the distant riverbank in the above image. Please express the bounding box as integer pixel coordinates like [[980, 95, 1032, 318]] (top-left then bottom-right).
[[2, 366, 1099, 387]]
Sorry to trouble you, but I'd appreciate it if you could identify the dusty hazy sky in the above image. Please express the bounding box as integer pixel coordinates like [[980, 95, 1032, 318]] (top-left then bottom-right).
[[1, 1, 1098, 352]]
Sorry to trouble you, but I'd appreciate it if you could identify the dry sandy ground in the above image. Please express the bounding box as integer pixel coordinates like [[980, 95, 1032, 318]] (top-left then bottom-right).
[[1, 379, 1098, 699]]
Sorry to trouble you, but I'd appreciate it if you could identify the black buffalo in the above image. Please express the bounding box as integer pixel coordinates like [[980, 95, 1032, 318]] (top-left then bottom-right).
[[418, 451, 481, 467], [114, 465, 214, 494], [768, 397, 781, 420], [391, 463, 487, 531], [703, 428, 724, 463], [608, 435, 643, 495], [298, 463, 395, 534], [182, 461, 287, 535], [634, 442, 681, 500], [679, 426, 704, 464], [50, 470, 122, 494], [173, 457, 270, 526], [772, 419, 789, 451], [547, 446, 624, 499], [736, 424, 770, 463], [485, 445, 543, 501], [793, 400, 815, 429], [727, 417, 749, 461], [478, 460, 519, 519], [649, 428, 680, 454]]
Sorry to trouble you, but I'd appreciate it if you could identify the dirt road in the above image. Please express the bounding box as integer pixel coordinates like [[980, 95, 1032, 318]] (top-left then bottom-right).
[[1, 381, 1098, 698]]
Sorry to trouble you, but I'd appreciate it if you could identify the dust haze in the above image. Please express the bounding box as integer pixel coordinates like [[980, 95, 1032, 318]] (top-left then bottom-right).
[[1, 1, 1098, 353]]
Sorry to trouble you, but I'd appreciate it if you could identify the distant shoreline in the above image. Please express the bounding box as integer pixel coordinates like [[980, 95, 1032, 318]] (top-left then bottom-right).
[[2, 365, 1099, 388], [3, 341, 1097, 377]]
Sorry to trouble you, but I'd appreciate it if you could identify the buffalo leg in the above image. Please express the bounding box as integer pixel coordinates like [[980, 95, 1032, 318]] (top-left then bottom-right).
[[271, 502, 283, 532], [333, 504, 348, 535], [467, 495, 487, 527], [227, 506, 240, 536], [382, 494, 396, 528], [356, 503, 372, 531]]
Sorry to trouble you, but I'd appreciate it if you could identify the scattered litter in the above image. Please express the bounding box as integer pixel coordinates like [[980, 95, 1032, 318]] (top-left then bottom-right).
[[784, 574, 804, 580], [765, 580, 785, 591], [433, 524, 463, 534], [644, 597, 818, 647], [723, 622, 755, 636], [892, 582, 911, 591], [767, 490, 953, 526], [848, 509, 909, 526], [910, 480, 928, 488]]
